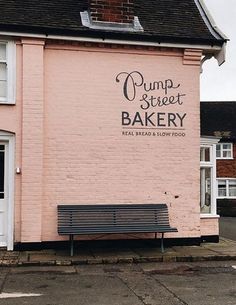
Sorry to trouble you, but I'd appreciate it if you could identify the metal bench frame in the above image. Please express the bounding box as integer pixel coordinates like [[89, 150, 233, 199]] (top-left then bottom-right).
[[57, 204, 178, 256]]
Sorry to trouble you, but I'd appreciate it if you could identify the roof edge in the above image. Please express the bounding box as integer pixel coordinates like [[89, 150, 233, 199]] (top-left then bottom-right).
[[195, 0, 228, 41], [0, 29, 224, 52], [195, 0, 228, 66]]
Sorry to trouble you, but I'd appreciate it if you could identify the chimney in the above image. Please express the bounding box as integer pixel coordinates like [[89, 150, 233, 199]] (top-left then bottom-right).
[[89, 0, 134, 24]]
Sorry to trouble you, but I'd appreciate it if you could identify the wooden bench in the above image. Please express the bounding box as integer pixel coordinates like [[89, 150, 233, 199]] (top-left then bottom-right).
[[57, 204, 178, 256]]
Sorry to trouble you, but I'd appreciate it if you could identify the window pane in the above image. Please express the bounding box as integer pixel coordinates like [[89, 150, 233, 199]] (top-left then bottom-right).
[[216, 150, 221, 158], [223, 151, 231, 158], [200, 147, 210, 162], [200, 167, 211, 213], [0, 151, 4, 195], [0, 44, 6, 61], [218, 180, 226, 197], [223, 144, 230, 150], [229, 180, 236, 197], [0, 80, 7, 98], [0, 63, 7, 80]]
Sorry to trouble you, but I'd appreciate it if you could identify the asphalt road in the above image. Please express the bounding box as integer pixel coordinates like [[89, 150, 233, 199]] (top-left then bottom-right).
[[0, 262, 236, 305], [220, 217, 236, 241]]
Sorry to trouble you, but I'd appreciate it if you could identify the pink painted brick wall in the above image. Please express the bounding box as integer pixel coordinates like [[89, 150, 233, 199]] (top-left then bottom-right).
[[200, 217, 219, 236], [42, 45, 202, 241], [0, 41, 219, 243], [20, 39, 45, 242]]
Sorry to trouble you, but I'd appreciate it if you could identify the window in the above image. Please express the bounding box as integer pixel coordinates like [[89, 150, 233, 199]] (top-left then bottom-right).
[[0, 44, 7, 100], [200, 167, 212, 214], [200, 140, 218, 215], [200, 147, 211, 162], [0, 41, 15, 104], [217, 179, 236, 198], [200, 145, 215, 214], [216, 143, 233, 159]]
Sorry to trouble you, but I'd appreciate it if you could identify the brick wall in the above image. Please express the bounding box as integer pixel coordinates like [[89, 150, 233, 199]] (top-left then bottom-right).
[[90, 0, 134, 23], [0, 41, 220, 243], [200, 217, 219, 236], [20, 39, 45, 242], [217, 143, 236, 177], [39, 44, 202, 241]]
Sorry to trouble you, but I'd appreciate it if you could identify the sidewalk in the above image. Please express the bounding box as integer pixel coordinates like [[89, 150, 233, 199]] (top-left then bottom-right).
[[1, 238, 236, 267]]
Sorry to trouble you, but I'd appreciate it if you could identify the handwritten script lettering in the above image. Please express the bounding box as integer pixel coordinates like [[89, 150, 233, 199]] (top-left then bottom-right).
[[116, 71, 186, 110]]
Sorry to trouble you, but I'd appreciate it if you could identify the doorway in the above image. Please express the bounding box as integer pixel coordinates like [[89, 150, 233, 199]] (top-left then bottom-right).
[[0, 132, 14, 250]]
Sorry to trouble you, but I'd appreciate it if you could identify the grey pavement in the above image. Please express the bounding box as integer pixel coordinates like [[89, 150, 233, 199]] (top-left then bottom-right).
[[0, 261, 235, 305], [1, 237, 236, 267]]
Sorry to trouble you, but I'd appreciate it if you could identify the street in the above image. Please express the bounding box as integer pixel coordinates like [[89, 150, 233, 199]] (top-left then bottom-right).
[[220, 217, 236, 241], [0, 262, 235, 305]]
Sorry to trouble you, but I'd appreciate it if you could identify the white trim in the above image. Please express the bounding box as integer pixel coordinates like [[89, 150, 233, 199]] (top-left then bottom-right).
[[200, 214, 220, 219], [0, 31, 224, 52], [201, 136, 221, 146], [212, 143, 217, 215], [0, 40, 16, 104], [0, 131, 15, 251]]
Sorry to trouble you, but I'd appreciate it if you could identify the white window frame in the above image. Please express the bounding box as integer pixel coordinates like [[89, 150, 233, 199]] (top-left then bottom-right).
[[216, 143, 233, 159], [0, 40, 16, 104], [217, 178, 236, 199], [200, 137, 219, 217], [0, 130, 15, 250]]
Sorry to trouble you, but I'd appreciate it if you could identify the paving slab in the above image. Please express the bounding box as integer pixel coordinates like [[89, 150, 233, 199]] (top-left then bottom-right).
[[172, 246, 217, 256], [1, 238, 236, 267], [133, 247, 174, 257]]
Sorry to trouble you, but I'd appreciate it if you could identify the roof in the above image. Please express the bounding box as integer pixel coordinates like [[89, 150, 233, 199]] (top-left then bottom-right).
[[201, 102, 236, 141], [0, 0, 226, 46]]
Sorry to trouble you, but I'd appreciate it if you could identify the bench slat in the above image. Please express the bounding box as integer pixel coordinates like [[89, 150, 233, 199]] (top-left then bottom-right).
[[57, 204, 177, 256]]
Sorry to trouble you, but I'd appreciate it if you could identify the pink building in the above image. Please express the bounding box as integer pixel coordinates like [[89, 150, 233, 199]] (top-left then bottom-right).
[[0, 0, 227, 250]]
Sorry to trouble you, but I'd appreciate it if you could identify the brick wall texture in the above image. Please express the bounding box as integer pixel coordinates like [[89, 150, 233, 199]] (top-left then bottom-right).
[[0, 41, 219, 243], [217, 143, 236, 177], [90, 0, 134, 23]]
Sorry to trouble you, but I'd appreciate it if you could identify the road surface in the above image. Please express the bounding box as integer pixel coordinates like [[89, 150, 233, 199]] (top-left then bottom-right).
[[0, 262, 235, 305], [220, 217, 236, 241]]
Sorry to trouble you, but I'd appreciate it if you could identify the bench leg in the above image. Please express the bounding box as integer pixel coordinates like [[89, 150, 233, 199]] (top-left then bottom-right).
[[161, 233, 164, 253], [70, 234, 74, 256]]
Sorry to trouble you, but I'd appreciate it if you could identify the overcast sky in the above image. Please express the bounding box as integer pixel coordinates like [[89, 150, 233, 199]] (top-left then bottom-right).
[[200, 0, 236, 101]]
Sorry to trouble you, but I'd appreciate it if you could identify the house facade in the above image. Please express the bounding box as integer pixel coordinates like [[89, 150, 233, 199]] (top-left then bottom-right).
[[201, 102, 236, 216], [0, 0, 227, 250]]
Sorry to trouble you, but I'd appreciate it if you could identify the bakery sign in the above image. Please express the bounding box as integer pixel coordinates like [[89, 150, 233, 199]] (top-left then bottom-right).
[[115, 71, 187, 137]]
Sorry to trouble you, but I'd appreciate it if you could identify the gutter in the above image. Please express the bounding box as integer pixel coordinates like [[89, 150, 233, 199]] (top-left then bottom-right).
[[195, 0, 228, 65], [0, 29, 224, 54]]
